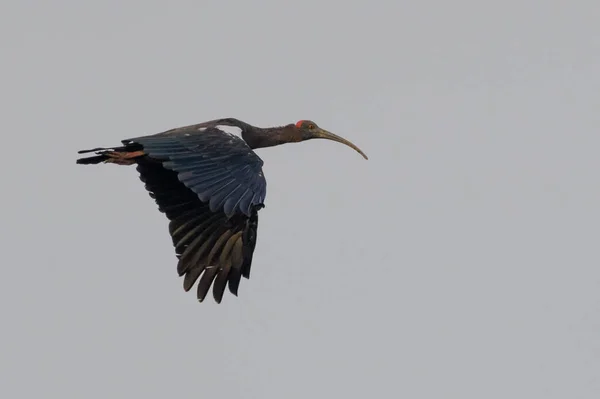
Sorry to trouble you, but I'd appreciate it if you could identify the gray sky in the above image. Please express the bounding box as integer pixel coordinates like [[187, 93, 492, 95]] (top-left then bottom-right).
[[2, 1, 599, 398]]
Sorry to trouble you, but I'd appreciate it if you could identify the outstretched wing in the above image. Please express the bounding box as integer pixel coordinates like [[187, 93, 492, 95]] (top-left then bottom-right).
[[123, 125, 266, 302]]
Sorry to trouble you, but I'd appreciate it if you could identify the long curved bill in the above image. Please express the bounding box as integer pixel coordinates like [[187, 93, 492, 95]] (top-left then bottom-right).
[[313, 128, 369, 160]]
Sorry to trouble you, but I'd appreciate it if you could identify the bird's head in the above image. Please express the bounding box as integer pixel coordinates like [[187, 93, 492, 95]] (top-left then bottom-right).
[[294, 120, 368, 160]]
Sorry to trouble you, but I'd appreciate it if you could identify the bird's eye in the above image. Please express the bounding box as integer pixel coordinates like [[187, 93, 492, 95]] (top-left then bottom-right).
[[308, 124, 315, 130]]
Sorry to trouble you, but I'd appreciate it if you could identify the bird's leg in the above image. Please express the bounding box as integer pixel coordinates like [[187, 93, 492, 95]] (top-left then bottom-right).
[[104, 150, 145, 165]]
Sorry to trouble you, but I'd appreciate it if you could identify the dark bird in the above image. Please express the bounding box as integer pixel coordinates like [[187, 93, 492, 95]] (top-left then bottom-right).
[[76, 118, 367, 303]]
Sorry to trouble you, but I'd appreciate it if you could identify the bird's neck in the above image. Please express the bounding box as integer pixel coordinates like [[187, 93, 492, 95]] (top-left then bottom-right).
[[244, 125, 302, 149]]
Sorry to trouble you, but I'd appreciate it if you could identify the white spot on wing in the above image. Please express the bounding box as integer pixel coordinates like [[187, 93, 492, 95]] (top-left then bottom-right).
[[216, 125, 243, 139]]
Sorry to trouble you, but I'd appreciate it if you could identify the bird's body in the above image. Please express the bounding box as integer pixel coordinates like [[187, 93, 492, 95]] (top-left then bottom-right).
[[76, 117, 367, 303]]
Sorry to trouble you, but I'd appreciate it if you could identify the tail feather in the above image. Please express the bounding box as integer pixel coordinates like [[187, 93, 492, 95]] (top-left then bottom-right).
[[76, 154, 109, 165], [76, 143, 144, 165], [77, 147, 116, 154]]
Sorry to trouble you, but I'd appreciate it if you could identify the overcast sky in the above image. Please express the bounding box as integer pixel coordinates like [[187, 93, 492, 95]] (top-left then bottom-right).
[[1, 1, 599, 398]]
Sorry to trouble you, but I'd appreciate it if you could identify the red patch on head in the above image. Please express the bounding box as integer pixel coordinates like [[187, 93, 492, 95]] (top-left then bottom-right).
[[295, 120, 305, 128]]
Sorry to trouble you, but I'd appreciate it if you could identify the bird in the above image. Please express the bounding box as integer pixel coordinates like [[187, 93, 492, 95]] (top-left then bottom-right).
[[76, 117, 367, 303]]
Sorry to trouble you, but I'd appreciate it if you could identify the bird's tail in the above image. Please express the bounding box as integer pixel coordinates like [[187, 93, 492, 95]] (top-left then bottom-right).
[[76, 144, 145, 166]]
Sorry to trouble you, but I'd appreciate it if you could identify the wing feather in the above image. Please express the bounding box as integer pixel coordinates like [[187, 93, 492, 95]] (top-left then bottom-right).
[[125, 124, 264, 302], [125, 126, 266, 218]]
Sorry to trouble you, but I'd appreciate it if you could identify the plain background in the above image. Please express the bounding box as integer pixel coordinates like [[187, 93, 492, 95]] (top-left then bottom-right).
[[1, 1, 599, 398]]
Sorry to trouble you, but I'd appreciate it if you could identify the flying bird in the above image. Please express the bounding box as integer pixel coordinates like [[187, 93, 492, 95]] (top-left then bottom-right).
[[76, 118, 367, 303]]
